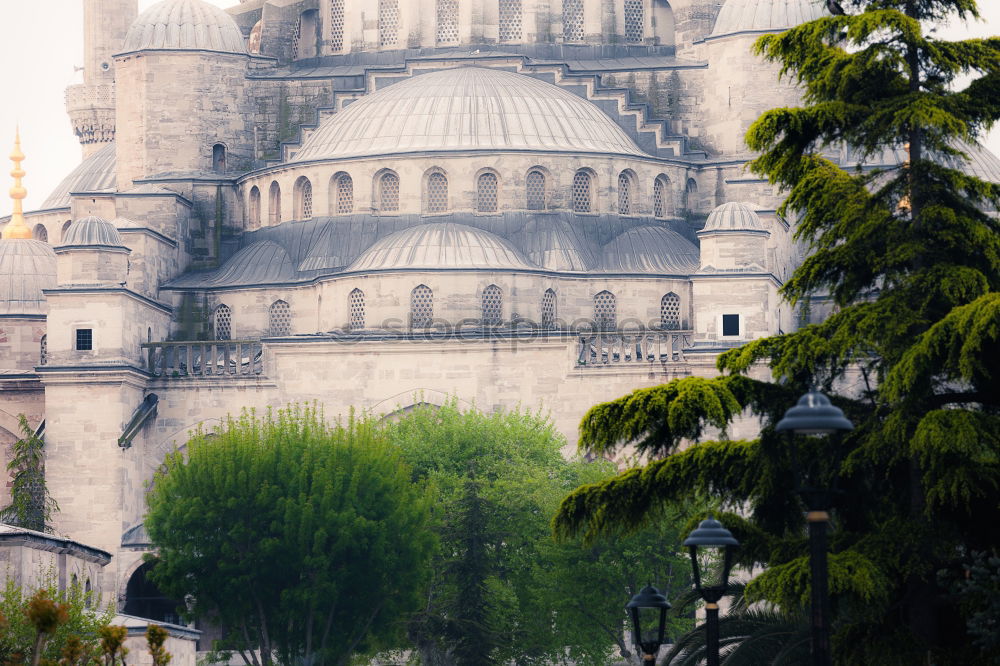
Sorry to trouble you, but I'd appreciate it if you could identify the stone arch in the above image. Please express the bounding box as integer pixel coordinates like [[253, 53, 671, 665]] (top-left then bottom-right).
[[248, 185, 261, 229], [61, 220, 72, 241], [525, 166, 549, 210], [297, 9, 319, 59], [268, 181, 281, 225], [32, 224, 48, 242], [122, 561, 184, 624], [652, 0, 675, 46], [212, 143, 226, 173], [248, 19, 263, 54], [423, 168, 449, 214], [370, 390, 474, 420], [293, 176, 313, 220], [653, 173, 673, 218], [373, 169, 400, 213], [330, 172, 353, 215], [475, 169, 500, 213], [618, 169, 639, 215]]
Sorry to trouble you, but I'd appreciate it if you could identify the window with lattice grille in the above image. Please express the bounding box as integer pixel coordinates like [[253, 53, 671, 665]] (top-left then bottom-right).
[[572, 171, 592, 212], [653, 177, 668, 218], [526, 170, 545, 210], [349, 289, 365, 329], [379, 0, 399, 47], [269, 182, 281, 224], [660, 292, 681, 330], [380, 172, 399, 211], [411, 285, 433, 327], [594, 291, 616, 331], [426, 172, 448, 213], [477, 172, 498, 213], [296, 178, 313, 219], [482, 285, 502, 326], [499, 0, 522, 41], [564, 0, 584, 41], [291, 19, 300, 58], [214, 305, 232, 340], [330, 0, 345, 51], [437, 0, 459, 44], [624, 0, 644, 43], [249, 186, 261, 228], [541, 289, 556, 329], [269, 300, 291, 336], [335, 174, 353, 214], [618, 171, 634, 215], [39, 335, 47, 366]]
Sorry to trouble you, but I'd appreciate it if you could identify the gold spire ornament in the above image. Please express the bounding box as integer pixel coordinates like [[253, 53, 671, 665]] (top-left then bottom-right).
[[2, 128, 32, 240]]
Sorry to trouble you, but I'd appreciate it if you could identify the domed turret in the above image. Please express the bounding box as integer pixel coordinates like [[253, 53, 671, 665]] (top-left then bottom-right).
[[121, 0, 248, 55], [702, 202, 766, 232], [59, 216, 125, 247], [55, 216, 130, 287]]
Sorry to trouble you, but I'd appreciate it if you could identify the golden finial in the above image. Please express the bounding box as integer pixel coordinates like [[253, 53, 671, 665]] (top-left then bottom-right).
[[2, 127, 32, 240]]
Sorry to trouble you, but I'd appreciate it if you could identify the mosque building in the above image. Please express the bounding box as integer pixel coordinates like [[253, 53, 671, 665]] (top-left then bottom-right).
[[1, 0, 998, 652]]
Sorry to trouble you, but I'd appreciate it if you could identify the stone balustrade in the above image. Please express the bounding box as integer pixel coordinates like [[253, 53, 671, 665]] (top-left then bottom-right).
[[140, 341, 264, 378], [576, 331, 692, 366]]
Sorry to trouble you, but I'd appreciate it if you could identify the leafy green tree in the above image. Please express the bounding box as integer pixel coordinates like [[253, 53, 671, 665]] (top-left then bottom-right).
[[0, 415, 59, 532], [553, 1, 1000, 663], [144, 405, 435, 666]]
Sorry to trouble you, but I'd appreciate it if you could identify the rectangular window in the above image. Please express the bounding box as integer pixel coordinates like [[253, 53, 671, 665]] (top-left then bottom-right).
[[721, 314, 740, 337], [76, 328, 93, 351]]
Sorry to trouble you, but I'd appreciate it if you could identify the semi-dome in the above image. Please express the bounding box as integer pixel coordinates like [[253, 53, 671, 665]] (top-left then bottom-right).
[[121, 0, 248, 55], [0, 239, 57, 315], [711, 0, 828, 38], [600, 226, 700, 274], [59, 216, 125, 247], [348, 222, 536, 272], [209, 241, 295, 286], [703, 202, 766, 232], [512, 217, 596, 272], [41, 142, 116, 210], [293, 67, 645, 162]]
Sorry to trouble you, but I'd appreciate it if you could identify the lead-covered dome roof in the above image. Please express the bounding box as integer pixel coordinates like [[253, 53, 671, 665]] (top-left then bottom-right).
[[348, 222, 536, 272], [59, 216, 125, 247], [41, 142, 116, 210], [293, 67, 646, 162], [122, 0, 248, 55], [703, 202, 766, 232], [601, 226, 700, 274], [711, 0, 828, 38], [0, 240, 57, 315]]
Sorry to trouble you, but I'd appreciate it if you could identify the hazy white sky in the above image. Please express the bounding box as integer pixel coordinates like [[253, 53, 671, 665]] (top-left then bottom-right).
[[0, 1, 996, 216]]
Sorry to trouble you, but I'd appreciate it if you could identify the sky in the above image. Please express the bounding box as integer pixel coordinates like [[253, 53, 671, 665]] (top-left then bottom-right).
[[0, 1, 997, 217]]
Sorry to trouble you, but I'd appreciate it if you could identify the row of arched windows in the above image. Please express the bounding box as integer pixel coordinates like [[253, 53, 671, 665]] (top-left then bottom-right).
[[211, 290, 684, 338], [248, 170, 684, 226]]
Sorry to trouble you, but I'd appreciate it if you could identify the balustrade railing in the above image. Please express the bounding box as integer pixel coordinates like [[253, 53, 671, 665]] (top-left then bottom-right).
[[141, 341, 264, 378], [577, 331, 692, 367]]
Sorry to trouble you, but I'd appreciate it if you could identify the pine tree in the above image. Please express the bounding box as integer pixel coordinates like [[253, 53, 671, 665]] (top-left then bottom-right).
[[553, 1, 1000, 663]]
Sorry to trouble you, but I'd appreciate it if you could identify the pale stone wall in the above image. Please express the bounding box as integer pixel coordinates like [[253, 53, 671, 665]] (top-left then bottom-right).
[[0, 537, 107, 599], [691, 274, 778, 341], [0, 319, 46, 371]]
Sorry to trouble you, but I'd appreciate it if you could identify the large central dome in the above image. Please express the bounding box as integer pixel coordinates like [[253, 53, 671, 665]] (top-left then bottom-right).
[[292, 67, 646, 162]]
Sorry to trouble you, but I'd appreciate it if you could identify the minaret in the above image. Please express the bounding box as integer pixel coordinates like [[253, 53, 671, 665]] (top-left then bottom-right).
[[3, 129, 31, 240], [64, 0, 138, 158]]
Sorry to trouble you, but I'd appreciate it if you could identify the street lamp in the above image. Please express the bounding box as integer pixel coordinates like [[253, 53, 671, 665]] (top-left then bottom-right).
[[776, 388, 854, 666], [625, 584, 671, 662], [683, 516, 739, 666]]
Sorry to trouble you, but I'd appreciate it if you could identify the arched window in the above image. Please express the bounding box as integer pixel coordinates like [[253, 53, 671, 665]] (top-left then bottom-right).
[[248, 186, 261, 229], [526, 170, 546, 210], [332, 173, 353, 215], [294, 177, 313, 220], [684, 177, 698, 210], [618, 171, 636, 215], [653, 175, 671, 218], [349, 288, 365, 330], [330, 0, 345, 51], [541, 288, 556, 329], [594, 291, 616, 331], [269, 181, 281, 225], [123, 562, 183, 625], [248, 19, 263, 54], [482, 285, 502, 326], [499, 0, 522, 41], [61, 220, 72, 241], [296, 9, 319, 59], [378, 171, 399, 212], [437, 0, 459, 44], [624, 0, 644, 43], [379, 0, 399, 47], [652, 0, 675, 46], [32, 224, 48, 242], [477, 172, 499, 213], [39, 335, 47, 366], [411, 284, 433, 327], [660, 292, 681, 330], [212, 144, 226, 173], [426, 172, 448, 213], [572, 171, 593, 213], [214, 304, 232, 340], [563, 0, 584, 42], [269, 300, 291, 336]]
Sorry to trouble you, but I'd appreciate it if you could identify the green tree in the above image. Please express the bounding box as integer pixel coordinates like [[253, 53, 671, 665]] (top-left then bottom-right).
[[0, 415, 59, 532], [553, 1, 1000, 663], [144, 405, 435, 666]]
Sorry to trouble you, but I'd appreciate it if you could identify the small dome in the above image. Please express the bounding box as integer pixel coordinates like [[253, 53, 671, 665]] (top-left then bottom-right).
[[711, 0, 828, 38], [60, 216, 125, 247], [512, 217, 596, 272], [122, 0, 248, 55], [294, 67, 645, 162], [703, 202, 766, 232], [40, 142, 116, 210], [348, 223, 536, 272], [601, 226, 700, 274], [210, 241, 295, 286], [0, 239, 57, 315]]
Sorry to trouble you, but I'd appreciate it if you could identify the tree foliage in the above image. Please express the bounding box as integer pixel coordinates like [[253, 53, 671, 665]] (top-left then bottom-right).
[[554, 1, 1000, 663], [144, 405, 434, 666], [0, 415, 59, 532]]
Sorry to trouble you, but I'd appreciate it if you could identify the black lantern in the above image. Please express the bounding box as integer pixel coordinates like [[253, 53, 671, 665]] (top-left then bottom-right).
[[625, 584, 671, 661], [683, 515, 739, 604], [775, 389, 854, 436]]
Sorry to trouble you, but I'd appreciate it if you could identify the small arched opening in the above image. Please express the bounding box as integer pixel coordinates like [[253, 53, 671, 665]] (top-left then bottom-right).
[[297, 9, 319, 59], [123, 562, 184, 625], [652, 0, 675, 47], [32, 224, 48, 242], [268, 181, 281, 225], [212, 144, 226, 173]]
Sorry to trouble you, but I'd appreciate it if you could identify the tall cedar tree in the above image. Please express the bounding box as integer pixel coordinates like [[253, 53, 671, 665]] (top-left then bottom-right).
[[0, 415, 58, 532], [553, 1, 1000, 663]]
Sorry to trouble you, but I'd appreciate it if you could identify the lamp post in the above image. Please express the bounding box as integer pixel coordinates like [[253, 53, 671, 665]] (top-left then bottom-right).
[[683, 516, 739, 666], [775, 388, 854, 666], [625, 584, 671, 662]]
